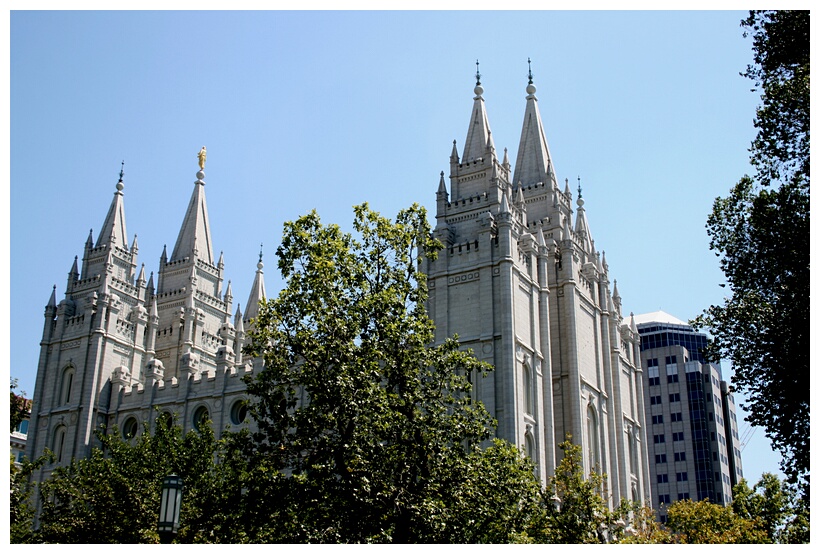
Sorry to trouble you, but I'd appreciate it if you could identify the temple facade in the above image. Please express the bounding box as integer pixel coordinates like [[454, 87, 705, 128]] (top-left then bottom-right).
[[26, 165, 263, 484], [423, 70, 649, 505], [26, 70, 649, 506]]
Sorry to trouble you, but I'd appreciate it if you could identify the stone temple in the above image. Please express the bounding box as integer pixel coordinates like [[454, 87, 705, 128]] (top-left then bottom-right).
[[27, 70, 649, 507]]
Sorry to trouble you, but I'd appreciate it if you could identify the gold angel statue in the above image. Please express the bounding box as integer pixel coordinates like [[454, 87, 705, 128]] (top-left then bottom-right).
[[197, 146, 207, 170]]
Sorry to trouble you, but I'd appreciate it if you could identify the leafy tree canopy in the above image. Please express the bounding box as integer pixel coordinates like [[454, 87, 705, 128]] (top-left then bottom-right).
[[10, 378, 31, 433], [694, 10, 809, 496], [242, 203, 544, 543], [665, 498, 768, 544], [732, 473, 810, 543], [34, 417, 248, 544]]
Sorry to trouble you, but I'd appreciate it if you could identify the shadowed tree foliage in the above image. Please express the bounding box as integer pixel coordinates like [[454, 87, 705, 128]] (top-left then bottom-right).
[[34, 417, 249, 544], [242, 203, 545, 543], [694, 10, 809, 497]]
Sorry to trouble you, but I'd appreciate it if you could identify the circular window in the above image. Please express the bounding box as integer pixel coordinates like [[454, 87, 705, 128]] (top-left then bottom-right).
[[156, 411, 174, 430], [122, 417, 139, 439], [230, 400, 248, 425], [193, 406, 210, 432]]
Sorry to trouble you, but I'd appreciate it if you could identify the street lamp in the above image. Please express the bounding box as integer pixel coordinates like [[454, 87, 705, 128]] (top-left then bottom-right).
[[158, 474, 183, 543]]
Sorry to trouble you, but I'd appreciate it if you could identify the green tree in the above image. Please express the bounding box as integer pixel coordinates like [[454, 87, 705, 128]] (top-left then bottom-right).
[[694, 10, 809, 495], [10, 378, 31, 433], [530, 438, 628, 544], [242, 203, 543, 543], [35, 416, 248, 544], [665, 499, 768, 544], [10, 451, 53, 543], [732, 473, 809, 543], [614, 504, 672, 544]]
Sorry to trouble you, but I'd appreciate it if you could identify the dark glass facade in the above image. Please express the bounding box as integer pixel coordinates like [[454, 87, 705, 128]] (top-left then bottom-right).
[[638, 325, 708, 363]]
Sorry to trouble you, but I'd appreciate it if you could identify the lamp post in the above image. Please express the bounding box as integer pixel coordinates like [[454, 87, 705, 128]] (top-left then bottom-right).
[[158, 474, 183, 544]]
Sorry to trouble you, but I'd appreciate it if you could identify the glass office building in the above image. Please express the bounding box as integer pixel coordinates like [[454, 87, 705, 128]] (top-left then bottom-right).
[[634, 311, 744, 521]]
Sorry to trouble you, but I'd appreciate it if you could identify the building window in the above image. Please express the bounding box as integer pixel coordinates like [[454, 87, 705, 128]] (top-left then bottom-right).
[[587, 405, 600, 471], [652, 415, 664, 425], [657, 474, 669, 483], [59, 366, 75, 406], [653, 434, 665, 444], [676, 472, 688, 482], [655, 454, 667, 464], [678, 492, 690, 501], [667, 374, 679, 383], [157, 411, 174, 430], [230, 400, 248, 425], [650, 395, 662, 405], [525, 432, 535, 461], [193, 406, 210, 432], [122, 416, 139, 439], [648, 376, 660, 387], [673, 432, 685, 442], [52, 425, 67, 464], [665, 355, 677, 365], [670, 412, 683, 422], [658, 494, 670, 505], [674, 451, 687, 462], [523, 363, 533, 415], [669, 393, 681, 403]]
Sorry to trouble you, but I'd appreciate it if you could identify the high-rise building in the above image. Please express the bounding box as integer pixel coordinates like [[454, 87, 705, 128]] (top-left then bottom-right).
[[26, 70, 649, 507], [424, 69, 649, 506], [634, 311, 744, 520]]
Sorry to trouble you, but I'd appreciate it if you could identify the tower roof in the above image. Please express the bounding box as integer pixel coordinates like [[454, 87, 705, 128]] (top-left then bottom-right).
[[244, 247, 267, 322], [95, 172, 128, 250], [513, 68, 557, 189], [461, 62, 493, 164], [171, 168, 214, 264], [574, 186, 593, 253], [632, 310, 689, 327]]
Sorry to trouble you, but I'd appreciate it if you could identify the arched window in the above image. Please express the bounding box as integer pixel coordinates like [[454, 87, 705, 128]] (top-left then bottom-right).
[[52, 425, 67, 464], [193, 405, 210, 432], [525, 432, 535, 461], [230, 399, 248, 426], [629, 429, 638, 477], [59, 366, 75, 406], [587, 404, 600, 472], [523, 363, 533, 415]]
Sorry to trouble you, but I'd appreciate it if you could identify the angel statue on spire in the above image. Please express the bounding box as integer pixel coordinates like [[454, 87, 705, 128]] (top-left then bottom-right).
[[197, 146, 207, 170]]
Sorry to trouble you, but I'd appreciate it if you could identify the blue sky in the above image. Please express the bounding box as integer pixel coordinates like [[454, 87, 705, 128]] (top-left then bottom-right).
[[6, 8, 788, 485]]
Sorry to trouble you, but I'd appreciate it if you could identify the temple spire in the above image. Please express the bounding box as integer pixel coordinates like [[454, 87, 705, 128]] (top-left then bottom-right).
[[513, 61, 558, 189], [461, 60, 493, 164], [171, 155, 215, 264], [574, 179, 593, 252], [244, 245, 267, 323], [95, 167, 129, 249]]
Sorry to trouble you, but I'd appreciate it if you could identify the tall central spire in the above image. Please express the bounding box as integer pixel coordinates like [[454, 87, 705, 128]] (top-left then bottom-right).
[[170, 157, 214, 264], [461, 60, 493, 164], [513, 61, 557, 188]]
